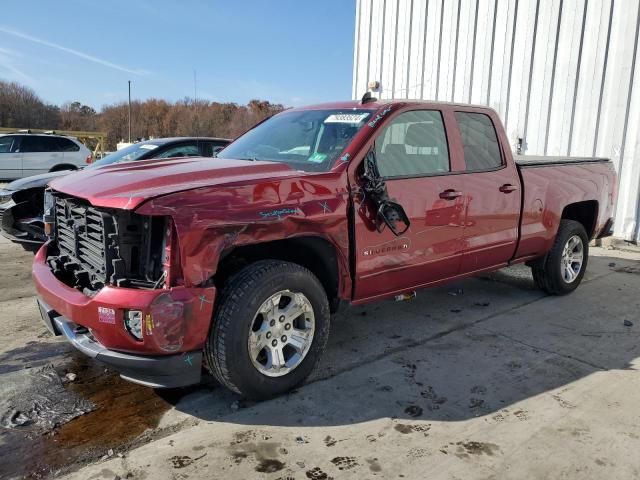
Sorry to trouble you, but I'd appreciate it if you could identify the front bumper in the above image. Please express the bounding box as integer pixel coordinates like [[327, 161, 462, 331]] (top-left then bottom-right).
[[38, 298, 202, 388], [32, 242, 217, 388]]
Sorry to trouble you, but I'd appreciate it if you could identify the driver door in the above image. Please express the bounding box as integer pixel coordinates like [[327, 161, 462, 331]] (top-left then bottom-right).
[[352, 109, 466, 301]]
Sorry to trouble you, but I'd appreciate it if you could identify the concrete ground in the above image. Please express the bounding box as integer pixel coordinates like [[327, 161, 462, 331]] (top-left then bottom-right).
[[0, 234, 639, 480]]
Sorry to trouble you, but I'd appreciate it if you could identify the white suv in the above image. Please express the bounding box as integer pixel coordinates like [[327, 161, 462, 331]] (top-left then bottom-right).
[[0, 133, 92, 180]]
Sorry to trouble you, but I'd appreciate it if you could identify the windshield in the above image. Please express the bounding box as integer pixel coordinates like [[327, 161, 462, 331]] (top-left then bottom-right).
[[217, 109, 372, 172], [89, 142, 162, 168]]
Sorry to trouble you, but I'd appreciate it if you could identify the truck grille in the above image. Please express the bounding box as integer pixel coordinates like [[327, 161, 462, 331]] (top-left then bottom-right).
[[47, 191, 167, 291], [53, 195, 111, 288]]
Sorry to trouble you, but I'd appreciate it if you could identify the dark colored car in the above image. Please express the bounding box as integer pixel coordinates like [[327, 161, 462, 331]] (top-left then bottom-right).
[[33, 99, 615, 399], [0, 137, 230, 250]]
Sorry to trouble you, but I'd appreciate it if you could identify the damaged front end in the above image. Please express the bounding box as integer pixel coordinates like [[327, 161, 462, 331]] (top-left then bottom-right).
[[32, 190, 212, 388], [44, 190, 170, 294]]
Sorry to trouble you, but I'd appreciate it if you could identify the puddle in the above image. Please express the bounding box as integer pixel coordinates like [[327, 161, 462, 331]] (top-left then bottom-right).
[[0, 345, 206, 479]]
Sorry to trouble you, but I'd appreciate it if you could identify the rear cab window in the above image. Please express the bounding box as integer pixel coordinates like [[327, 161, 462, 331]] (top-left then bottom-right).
[[455, 112, 503, 171], [375, 110, 450, 178]]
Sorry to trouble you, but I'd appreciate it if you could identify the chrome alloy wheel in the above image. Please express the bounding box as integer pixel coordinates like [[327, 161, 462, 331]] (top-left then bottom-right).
[[561, 235, 584, 283], [247, 290, 315, 377]]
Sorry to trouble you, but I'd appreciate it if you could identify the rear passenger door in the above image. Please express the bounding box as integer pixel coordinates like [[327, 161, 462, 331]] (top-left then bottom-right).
[[353, 109, 467, 301], [0, 135, 22, 179], [454, 111, 521, 273], [21, 136, 64, 175]]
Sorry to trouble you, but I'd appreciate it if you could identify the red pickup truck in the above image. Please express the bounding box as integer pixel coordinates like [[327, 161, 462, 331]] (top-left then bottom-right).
[[33, 99, 616, 399]]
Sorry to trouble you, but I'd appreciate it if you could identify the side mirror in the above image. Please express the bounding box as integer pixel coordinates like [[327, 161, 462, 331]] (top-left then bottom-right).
[[376, 200, 410, 236]]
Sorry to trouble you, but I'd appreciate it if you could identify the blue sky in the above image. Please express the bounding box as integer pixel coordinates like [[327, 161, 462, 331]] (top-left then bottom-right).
[[0, 0, 356, 109]]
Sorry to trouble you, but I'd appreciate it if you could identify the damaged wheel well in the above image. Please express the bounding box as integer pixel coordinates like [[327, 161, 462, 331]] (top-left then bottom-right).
[[214, 236, 342, 312]]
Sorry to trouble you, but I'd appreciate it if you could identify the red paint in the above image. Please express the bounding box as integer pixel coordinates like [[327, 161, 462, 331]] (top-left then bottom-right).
[[33, 242, 216, 355], [34, 100, 616, 356]]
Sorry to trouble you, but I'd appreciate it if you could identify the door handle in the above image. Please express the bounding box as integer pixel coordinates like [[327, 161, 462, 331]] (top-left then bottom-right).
[[499, 183, 518, 193], [439, 189, 462, 200]]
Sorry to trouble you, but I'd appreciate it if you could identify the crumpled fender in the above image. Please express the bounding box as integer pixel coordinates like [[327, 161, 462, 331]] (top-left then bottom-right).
[[135, 172, 353, 299]]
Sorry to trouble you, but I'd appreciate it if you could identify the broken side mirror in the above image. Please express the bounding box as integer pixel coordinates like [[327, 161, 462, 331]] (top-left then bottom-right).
[[376, 200, 410, 236]]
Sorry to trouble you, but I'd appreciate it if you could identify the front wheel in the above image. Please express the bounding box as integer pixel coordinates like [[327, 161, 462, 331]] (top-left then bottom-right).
[[531, 219, 589, 295], [205, 260, 330, 400]]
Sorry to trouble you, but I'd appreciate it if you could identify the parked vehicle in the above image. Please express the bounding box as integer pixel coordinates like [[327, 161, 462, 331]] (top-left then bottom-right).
[[32, 99, 616, 399], [1, 137, 230, 250], [0, 132, 93, 179]]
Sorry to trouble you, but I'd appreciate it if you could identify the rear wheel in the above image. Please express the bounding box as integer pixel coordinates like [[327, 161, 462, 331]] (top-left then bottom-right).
[[205, 260, 330, 400], [531, 219, 588, 295]]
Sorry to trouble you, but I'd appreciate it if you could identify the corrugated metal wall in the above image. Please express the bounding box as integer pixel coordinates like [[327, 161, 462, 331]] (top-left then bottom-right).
[[352, 0, 640, 241]]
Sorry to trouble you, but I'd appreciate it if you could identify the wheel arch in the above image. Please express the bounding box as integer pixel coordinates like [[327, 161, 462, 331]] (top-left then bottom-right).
[[561, 200, 598, 239], [214, 236, 342, 312]]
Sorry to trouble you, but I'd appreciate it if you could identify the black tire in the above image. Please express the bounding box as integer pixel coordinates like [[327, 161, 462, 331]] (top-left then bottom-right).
[[531, 219, 589, 295], [205, 260, 330, 400]]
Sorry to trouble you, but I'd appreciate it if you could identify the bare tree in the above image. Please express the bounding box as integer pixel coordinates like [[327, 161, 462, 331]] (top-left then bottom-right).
[[0, 79, 285, 149]]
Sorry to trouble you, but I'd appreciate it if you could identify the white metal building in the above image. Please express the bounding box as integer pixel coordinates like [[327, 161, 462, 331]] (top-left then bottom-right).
[[352, 0, 640, 241]]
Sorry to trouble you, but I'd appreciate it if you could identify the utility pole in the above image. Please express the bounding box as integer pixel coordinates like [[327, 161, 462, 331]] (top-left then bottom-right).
[[128, 80, 132, 143]]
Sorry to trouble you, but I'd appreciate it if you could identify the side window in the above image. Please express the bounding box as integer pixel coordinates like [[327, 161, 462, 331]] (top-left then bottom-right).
[[21, 136, 45, 153], [22, 136, 62, 153], [212, 144, 226, 155], [455, 112, 503, 171], [57, 137, 80, 152], [156, 144, 201, 159], [213, 141, 229, 155], [375, 110, 450, 178], [0, 136, 16, 153], [199, 142, 216, 157], [43, 137, 64, 152]]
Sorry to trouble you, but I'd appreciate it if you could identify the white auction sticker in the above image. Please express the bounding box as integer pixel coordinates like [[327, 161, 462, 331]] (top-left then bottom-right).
[[324, 113, 370, 124], [98, 306, 116, 324], [139, 144, 159, 150]]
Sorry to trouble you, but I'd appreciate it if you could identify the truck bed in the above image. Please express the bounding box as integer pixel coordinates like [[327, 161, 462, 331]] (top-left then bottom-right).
[[515, 156, 611, 167], [514, 156, 616, 261]]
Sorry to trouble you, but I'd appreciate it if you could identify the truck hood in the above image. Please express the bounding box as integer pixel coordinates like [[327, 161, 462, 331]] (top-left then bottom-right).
[[48, 157, 300, 210]]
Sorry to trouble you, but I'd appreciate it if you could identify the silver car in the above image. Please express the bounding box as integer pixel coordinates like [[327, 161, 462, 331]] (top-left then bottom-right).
[[0, 132, 92, 179]]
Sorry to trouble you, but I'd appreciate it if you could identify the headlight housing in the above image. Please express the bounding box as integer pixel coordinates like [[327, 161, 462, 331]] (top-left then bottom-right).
[[43, 189, 55, 215], [0, 190, 13, 204], [43, 190, 55, 237]]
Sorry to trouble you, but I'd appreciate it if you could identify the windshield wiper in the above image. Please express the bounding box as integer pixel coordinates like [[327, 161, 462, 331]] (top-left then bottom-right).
[[237, 157, 259, 162]]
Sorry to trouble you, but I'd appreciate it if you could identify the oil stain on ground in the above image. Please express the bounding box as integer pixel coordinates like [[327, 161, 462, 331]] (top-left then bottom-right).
[[0, 346, 200, 479]]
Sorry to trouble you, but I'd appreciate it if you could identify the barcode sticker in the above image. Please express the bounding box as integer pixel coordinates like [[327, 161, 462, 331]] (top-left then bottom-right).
[[324, 113, 370, 124]]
